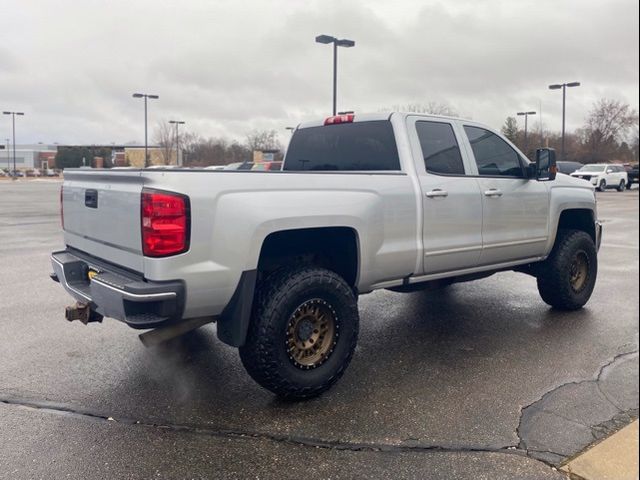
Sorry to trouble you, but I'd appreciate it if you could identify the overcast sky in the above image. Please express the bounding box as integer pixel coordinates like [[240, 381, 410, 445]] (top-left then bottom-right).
[[1, 0, 638, 146]]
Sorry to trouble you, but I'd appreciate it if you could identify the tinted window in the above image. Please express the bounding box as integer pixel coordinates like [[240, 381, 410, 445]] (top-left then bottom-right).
[[284, 121, 400, 171], [464, 126, 524, 177], [416, 121, 465, 175]]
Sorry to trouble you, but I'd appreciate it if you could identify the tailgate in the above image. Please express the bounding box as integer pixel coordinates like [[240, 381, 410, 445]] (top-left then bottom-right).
[[62, 170, 145, 272]]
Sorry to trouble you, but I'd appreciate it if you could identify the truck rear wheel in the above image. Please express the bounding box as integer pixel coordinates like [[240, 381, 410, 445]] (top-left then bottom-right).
[[537, 229, 597, 310], [239, 266, 359, 399]]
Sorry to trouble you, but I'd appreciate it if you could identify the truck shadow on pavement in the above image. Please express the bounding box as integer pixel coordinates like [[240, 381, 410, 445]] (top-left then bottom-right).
[[105, 276, 623, 456]]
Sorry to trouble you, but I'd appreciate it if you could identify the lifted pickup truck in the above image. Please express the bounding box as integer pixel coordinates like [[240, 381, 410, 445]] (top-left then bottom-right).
[[52, 112, 602, 398]]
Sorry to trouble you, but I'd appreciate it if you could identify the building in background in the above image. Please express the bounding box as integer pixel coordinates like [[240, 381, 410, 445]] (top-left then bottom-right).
[[5, 144, 181, 171], [1, 144, 57, 171], [124, 146, 179, 168]]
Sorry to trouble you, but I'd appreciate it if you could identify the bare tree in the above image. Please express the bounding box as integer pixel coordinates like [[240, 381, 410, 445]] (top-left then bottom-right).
[[153, 121, 175, 165], [580, 99, 639, 163], [386, 101, 460, 117], [246, 129, 282, 152]]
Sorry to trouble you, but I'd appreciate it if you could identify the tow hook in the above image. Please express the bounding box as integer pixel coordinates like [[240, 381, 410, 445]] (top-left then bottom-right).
[[65, 302, 103, 325]]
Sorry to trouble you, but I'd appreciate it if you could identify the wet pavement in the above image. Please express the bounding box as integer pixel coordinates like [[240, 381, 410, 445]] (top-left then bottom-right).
[[1, 180, 638, 479]]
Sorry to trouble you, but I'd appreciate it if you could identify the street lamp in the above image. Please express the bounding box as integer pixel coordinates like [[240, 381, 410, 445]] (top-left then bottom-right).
[[5, 139, 9, 172], [548, 81, 580, 160], [516, 111, 536, 154], [3, 111, 25, 176], [315, 34, 355, 115], [132, 93, 159, 167], [168, 120, 185, 166], [285, 127, 295, 135]]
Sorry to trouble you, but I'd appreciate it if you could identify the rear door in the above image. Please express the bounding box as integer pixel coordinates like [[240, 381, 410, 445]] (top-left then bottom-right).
[[62, 170, 145, 271], [407, 117, 483, 274], [460, 125, 550, 266]]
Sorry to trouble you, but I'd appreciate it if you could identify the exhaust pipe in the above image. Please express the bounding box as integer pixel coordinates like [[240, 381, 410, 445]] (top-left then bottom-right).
[[138, 317, 215, 347]]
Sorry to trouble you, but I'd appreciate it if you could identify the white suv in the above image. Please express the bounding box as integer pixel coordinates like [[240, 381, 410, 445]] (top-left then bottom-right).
[[571, 164, 628, 192]]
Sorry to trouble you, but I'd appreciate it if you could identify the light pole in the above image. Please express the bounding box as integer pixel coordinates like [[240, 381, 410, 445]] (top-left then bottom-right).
[[315, 34, 355, 115], [132, 93, 159, 167], [548, 82, 580, 160], [516, 111, 536, 155], [2, 111, 25, 176], [169, 120, 185, 166], [285, 127, 295, 135], [5, 139, 9, 172]]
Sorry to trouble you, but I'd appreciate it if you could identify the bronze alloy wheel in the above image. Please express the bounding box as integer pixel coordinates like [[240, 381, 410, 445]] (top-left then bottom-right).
[[569, 250, 589, 293], [286, 299, 338, 369]]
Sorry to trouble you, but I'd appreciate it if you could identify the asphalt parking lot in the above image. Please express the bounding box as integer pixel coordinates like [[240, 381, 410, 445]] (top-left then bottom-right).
[[0, 180, 638, 479]]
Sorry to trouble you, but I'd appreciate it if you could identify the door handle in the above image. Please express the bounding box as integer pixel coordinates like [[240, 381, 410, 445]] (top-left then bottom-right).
[[425, 189, 449, 198], [484, 188, 503, 198]]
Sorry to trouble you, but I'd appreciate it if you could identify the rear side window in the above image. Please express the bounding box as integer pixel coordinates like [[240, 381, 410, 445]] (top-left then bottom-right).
[[464, 126, 524, 177], [284, 121, 400, 171], [415, 121, 465, 175]]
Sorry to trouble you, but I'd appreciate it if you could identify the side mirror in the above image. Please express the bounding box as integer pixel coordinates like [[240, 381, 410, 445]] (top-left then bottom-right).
[[606, 169, 613, 174], [535, 148, 557, 181]]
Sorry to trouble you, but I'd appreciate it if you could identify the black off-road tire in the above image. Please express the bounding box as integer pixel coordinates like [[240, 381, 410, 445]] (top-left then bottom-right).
[[617, 180, 626, 192], [239, 266, 359, 399], [537, 229, 598, 310], [597, 179, 606, 191]]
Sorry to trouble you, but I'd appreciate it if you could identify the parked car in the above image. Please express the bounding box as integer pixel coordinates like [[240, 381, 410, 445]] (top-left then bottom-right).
[[223, 161, 254, 170], [204, 165, 226, 170], [10, 170, 25, 177], [557, 161, 584, 175], [624, 163, 639, 189], [570, 164, 628, 191], [252, 161, 283, 171], [52, 112, 602, 399], [45, 169, 59, 177]]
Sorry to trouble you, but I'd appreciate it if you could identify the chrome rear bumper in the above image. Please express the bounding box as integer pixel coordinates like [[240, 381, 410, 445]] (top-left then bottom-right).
[[51, 249, 184, 328]]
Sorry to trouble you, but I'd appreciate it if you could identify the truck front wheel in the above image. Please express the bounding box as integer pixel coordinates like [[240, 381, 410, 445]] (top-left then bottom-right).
[[239, 266, 359, 399], [537, 230, 598, 310]]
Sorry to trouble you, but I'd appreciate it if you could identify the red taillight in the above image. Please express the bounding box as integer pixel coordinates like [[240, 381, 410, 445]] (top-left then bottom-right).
[[60, 185, 64, 230], [324, 113, 355, 125], [141, 189, 189, 257]]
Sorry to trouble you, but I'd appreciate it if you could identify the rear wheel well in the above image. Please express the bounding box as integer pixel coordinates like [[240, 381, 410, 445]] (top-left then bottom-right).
[[257, 227, 359, 289], [556, 209, 596, 243]]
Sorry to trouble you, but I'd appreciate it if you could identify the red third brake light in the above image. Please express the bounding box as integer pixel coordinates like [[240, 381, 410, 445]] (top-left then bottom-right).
[[324, 113, 355, 125], [141, 189, 190, 257]]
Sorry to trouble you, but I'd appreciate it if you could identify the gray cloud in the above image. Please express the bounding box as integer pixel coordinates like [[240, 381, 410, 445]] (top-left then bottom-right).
[[1, 0, 637, 145]]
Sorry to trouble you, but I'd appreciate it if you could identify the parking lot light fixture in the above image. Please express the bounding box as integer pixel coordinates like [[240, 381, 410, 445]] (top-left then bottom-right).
[[3, 111, 25, 177], [315, 34, 356, 115], [168, 120, 185, 166], [548, 81, 581, 160], [132, 93, 159, 167], [516, 111, 537, 154]]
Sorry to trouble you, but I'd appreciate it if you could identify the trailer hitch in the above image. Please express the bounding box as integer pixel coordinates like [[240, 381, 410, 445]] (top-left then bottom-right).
[[65, 302, 103, 325]]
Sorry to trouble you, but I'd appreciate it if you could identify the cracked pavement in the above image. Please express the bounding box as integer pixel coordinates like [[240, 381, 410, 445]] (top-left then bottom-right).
[[0, 181, 638, 479]]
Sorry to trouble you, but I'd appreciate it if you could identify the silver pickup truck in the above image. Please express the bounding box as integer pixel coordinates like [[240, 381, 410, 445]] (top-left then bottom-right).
[[51, 112, 602, 398]]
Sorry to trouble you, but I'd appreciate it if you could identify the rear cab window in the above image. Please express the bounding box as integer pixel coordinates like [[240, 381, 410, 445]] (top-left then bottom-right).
[[284, 121, 400, 171], [415, 121, 465, 175]]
